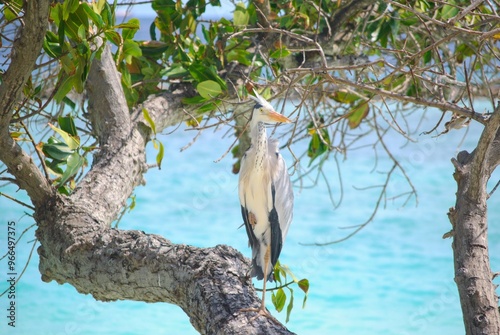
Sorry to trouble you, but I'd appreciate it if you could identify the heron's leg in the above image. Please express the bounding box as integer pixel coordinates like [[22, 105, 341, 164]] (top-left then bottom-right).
[[259, 245, 270, 311], [238, 246, 280, 324]]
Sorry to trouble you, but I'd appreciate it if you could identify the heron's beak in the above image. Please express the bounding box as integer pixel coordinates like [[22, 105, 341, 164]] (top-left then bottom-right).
[[267, 110, 292, 123]]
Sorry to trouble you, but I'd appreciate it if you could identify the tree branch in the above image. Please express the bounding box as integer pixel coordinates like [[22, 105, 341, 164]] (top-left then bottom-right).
[[468, 103, 500, 199], [35, 197, 295, 335], [0, 0, 54, 208]]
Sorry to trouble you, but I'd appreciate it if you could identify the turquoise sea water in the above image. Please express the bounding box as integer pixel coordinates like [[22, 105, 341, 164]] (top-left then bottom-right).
[[1, 101, 500, 335]]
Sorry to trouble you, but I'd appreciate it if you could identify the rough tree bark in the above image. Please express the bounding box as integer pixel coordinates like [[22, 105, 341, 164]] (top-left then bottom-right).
[[449, 103, 500, 335]]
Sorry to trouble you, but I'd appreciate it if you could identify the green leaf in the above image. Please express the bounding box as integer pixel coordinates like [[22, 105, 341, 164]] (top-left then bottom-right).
[[42, 142, 74, 161], [77, 24, 86, 41], [162, 63, 189, 79], [61, 97, 76, 110], [122, 39, 142, 64], [307, 128, 330, 167], [128, 194, 136, 212], [442, 3, 459, 20], [142, 108, 156, 135], [43, 32, 63, 58], [272, 288, 287, 313], [197, 80, 222, 99], [57, 152, 84, 187], [105, 30, 122, 45], [156, 140, 164, 169], [196, 101, 220, 114], [81, 3, 105, 29], [286, 289, 294, 323], [332, 91, 360, 104], [54, 75, 77, 103], [233, 2, 249, 26], [118, 18, 141, 40], [114, 20, 140, 30], [274, 262, 282, 284], [270, 47, 291, 59], [298, 278, 309, 294], [139, 41, 170, 59], [347, 102, 369, 129], [226, 49, 251, 66], [187, 63, 227, 91], [182, 95, 207, 105], [423, 50, 432, 64], [48, 123, 80, 150], [58, 115, 78, 137], [4, 0, 23, 21], [63, 0, 80, 21]]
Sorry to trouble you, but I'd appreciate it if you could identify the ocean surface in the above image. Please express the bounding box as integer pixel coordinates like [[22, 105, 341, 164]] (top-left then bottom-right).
[[1, 12, 500, 335]]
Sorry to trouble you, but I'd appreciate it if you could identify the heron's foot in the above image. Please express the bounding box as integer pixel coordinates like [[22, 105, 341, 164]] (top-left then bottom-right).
[[239, 306, 281, 325]]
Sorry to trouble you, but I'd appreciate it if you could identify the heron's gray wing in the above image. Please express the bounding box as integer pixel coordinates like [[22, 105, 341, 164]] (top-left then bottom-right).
[[269, 139, 294, 242]]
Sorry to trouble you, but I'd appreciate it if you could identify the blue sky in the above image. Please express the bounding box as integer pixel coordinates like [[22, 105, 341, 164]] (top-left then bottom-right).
[[116, 0, 233, 19]]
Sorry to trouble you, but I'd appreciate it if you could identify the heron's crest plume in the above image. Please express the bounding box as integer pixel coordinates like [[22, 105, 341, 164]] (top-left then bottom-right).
[[248, 90, 275, 111]]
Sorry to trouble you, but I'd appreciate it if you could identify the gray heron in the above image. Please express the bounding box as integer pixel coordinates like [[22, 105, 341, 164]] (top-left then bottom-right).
[[238, 91, 294, 319]]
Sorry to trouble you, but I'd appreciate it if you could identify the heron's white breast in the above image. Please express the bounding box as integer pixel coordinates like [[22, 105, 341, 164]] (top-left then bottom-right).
[[241, 166, 273, 243]]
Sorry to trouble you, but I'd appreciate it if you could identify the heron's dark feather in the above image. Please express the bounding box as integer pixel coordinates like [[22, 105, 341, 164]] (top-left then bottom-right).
[[269, 184, 283, 269]]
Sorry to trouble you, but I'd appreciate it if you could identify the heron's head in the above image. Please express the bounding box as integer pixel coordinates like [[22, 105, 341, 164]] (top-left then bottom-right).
[[248, 91, 291, 125]]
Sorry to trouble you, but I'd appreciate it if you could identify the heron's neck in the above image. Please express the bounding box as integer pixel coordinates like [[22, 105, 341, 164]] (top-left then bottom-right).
[[252, 122, 268, 168]]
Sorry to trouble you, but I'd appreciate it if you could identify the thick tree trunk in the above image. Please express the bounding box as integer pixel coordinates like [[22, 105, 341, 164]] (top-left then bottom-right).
[[450, 105, 500, 335]]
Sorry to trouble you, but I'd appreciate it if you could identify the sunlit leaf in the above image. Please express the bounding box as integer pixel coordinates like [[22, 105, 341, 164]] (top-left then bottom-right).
[[48, 123, 80, 150], [197, 80, 222, 99], [114, 20, 140, 30], [286, 289, 294, 323], [162, 64, 189, 79], [233, 2, 249, 26], [42, 142, 73, 161], [298, 278, 309, 294], [332, 91, 360, 104], [63, 0, 79, 21], [270, 47, 291, 59], [347, 102, 369, 129], [196, 101, 220, 114], [58, 115, 78, 137], [156, 140, 164, 169], [105, 30, 122, 45], [273, 288, 287, 313], [142, 108, 156, 135], [119, 18, 141, 40], [54, 75, 77, 103], [57, 152, 84, 187], [441, 2, 459, 20], [122, 40, 142, 64], [81, 3, 104, 29], [77, 24, 86, 41], [185, 115, 203, 128]]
